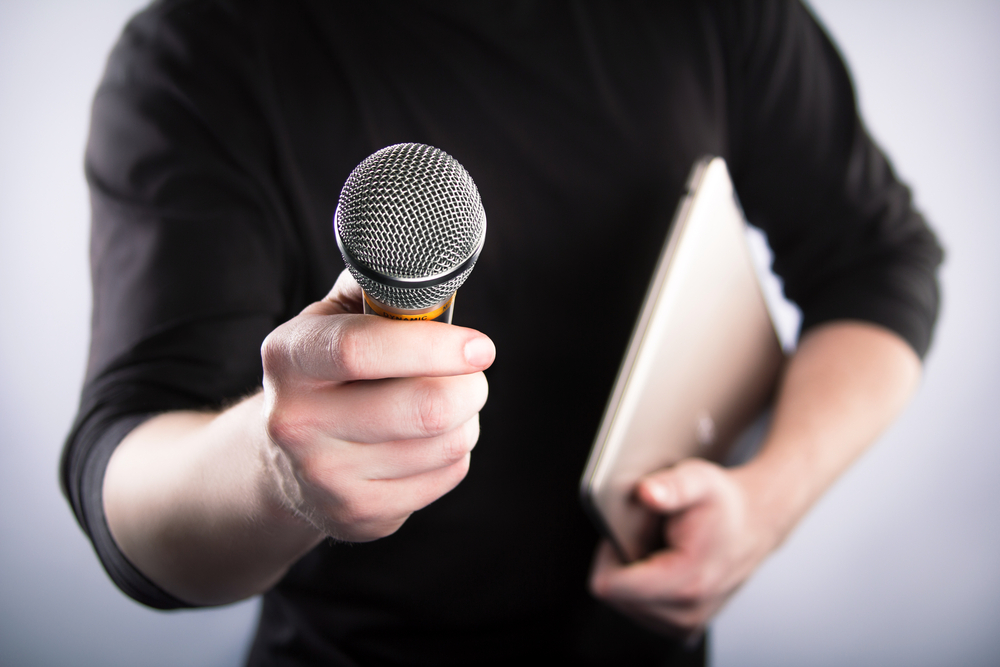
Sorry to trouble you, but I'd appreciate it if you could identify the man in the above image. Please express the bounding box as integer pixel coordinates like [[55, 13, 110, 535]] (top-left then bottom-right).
[[62, 1, 940, 664]]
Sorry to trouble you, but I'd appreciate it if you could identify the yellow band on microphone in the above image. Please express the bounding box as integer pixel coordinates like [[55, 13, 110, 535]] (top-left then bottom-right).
[[364, 292, 455, 321]]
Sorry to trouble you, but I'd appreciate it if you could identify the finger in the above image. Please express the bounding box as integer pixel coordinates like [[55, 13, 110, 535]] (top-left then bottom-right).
[[280, 372, 487, 444], [300, 416, 478, 486], [362, 415, 481, 480], [366, 449, 471, 506], [590, 539, 699, 606], [302, 269, 364, 317], [636, 459, 720, 514], [330, 373, 488, 442], [589, 540, 627, 599], [264, 310, 495, 384], [316, 453, 472, 543]]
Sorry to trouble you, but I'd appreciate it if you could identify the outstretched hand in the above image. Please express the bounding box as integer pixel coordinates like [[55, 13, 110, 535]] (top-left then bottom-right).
[[261, 270, 496, 542], [589, 458, 779, 638], [104, 269, 496, 605]]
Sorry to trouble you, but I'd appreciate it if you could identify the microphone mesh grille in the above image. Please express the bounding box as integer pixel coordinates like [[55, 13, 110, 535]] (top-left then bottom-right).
[[335, 143, 486, 310]]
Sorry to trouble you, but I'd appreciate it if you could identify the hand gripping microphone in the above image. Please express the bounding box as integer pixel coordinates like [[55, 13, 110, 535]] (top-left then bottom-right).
[[334, 143, 487, 323]]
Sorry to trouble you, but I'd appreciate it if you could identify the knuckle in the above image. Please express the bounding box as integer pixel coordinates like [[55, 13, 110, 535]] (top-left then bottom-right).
[[440, 421, 478, 465], [331, 321, 376, 380], [414, 381, 454, 436], [260, 329, 289, 376], [265, 403, 310, 449], [439, 434, 465, 467]]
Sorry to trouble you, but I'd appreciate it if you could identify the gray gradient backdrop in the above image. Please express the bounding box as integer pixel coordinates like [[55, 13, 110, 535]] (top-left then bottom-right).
[[0, 1, 996, 665]]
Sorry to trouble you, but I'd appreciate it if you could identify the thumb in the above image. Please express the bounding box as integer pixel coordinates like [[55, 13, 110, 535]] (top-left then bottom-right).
[[637, 459, 719, 514]]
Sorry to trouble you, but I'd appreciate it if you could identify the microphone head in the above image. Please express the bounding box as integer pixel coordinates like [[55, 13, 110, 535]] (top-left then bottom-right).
[[334, 143, 487, 310]]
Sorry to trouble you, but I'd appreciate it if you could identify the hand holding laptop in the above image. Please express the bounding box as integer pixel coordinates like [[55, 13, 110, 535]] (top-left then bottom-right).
[[589, 321, 922, 637], [580, 158, 922, 638], [589, 458, 779, 639]]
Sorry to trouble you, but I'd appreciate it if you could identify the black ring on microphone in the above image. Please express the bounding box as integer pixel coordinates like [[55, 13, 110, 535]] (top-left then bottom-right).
[[334, 209, 486, 290]]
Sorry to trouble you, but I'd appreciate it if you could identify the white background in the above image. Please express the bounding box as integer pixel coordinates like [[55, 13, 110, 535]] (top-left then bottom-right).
[[0, 2, 997, 665]]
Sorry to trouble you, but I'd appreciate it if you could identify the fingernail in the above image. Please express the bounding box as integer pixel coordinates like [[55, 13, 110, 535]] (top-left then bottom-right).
[[464, 336, 495, 367], [646, 483, 669, 506]]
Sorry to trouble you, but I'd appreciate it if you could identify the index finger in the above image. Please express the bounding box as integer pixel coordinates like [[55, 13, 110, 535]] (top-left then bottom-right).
[[590, 540, 695, 605], [267, 305, 494, 384]]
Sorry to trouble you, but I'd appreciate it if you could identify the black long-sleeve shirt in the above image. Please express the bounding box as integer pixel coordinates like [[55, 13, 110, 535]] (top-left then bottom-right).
[[62, 1, 941, 664]]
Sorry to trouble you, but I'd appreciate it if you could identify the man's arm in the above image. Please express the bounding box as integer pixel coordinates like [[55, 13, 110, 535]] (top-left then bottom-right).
[[103, 271, 495, 606], [590, 320, 921, 635]]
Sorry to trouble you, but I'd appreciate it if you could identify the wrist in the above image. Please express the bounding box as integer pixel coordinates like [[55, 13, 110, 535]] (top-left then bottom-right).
[[728, 449, 815, 552], [240, 393, 325, 540]]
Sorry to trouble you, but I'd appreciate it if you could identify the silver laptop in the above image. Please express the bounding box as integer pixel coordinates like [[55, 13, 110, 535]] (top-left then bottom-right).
[[580, 156, 785, 563]]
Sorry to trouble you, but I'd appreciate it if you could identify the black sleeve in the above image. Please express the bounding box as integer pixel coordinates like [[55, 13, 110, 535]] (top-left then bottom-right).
[[721, 0, 942, 357], [60, 0, 299, 610]]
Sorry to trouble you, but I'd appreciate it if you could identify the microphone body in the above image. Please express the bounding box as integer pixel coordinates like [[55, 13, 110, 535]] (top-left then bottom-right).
[[334, 143, 487, 323], [362, 291, 456, 323]]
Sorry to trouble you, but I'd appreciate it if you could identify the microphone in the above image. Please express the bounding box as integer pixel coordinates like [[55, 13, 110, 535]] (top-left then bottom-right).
[[334, 143, 487, 323]]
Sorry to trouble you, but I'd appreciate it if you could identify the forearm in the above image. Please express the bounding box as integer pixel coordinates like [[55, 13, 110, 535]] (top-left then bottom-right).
[[732, 319, 922, 547], [103, 393, 324, 606]]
